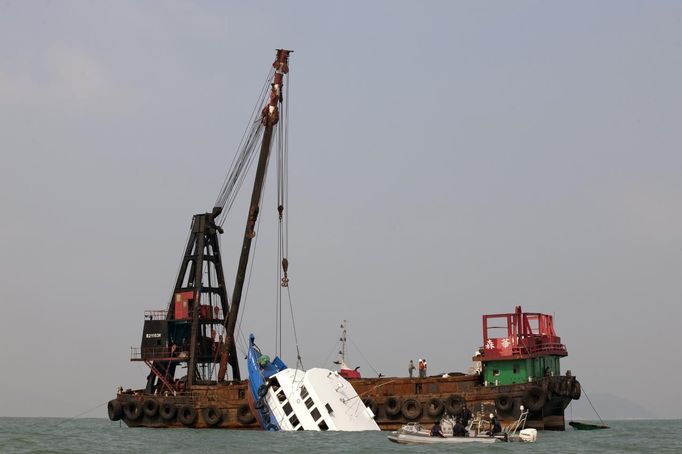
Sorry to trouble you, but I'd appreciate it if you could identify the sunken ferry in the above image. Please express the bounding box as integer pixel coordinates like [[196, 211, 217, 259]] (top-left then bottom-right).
[[107, 49, 581, 431]]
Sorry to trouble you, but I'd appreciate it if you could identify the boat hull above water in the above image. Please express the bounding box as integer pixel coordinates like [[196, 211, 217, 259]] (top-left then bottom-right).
[[111, 373, 576, 430]]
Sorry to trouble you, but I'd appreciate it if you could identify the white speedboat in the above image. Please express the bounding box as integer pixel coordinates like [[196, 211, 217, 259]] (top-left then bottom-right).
[[388, 408, 537, 444], [248, 334, 380, 431], [387, 422, 501, 444]]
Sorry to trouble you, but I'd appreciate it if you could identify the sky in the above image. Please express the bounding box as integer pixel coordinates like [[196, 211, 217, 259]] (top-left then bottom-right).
[[1, 1, 681, 419]]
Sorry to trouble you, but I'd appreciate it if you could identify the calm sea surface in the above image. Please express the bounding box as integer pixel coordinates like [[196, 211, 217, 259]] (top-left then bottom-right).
[[1, 418, 680, 453]]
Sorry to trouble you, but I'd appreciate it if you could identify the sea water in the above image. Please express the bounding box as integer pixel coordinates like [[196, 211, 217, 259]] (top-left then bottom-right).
[[1, 417, 681, 453]]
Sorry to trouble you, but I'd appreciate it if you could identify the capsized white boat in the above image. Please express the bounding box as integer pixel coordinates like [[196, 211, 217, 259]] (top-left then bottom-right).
[[248, 334, 380, 431]]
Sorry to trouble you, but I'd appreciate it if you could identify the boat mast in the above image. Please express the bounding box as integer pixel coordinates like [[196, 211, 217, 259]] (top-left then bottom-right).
[[218, 49, 292, 382]]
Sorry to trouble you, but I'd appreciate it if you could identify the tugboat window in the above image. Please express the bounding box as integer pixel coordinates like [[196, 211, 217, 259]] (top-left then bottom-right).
[[513, 365, 519, 374], [493, 369, 500, 376]]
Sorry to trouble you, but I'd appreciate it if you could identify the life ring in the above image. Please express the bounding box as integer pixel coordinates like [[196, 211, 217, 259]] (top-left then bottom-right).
[[237, 403, 256, 425], [177, 404, 197, 426], [495, 395, 514, 413], [265, 423, 279, 431], [107, 399, 122, 421], [445, 395, 464, 415], [571, 381, 581, 400], [522, 386, 547, 412], [363, 398, 378, 416], [426, 398, 444, 418], [257, 384, 268, 398], [143, 399, 159, 418], [384, 396, 402, 417], [123, 399, 143, 421], [159, 401, 176, 421], [401, 399, 422, 420], [202, 406, 222, 427]]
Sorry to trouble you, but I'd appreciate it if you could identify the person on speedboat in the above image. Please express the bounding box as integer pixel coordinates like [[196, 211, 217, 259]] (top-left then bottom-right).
[[487, 414, 502, 435], [458, 404, 472, 428], [452, 418, 467, 437], [430, 420, 445, 437]]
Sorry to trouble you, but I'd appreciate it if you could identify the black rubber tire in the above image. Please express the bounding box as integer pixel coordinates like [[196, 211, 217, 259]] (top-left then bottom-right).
[[237, 403, 256, 425], [159, 402, 176, 421], [495, 395, 514, 413], [426, 398, 444, 418], [561, 379, 571, 397], [255, 398, 265, 410], [401, 399, 422, 420], [571, 381, 581, 400], [257, 384, 268, 398], [202, 406, 223, 427], [445, 395, 464, 415], [177, 404, 197, 426], [143, 399, 159, 418], [384, 396, 402, 417], [107, 400, 122, 421], [363, 398, 378, 416], [523, 386, 547, 412], [123, 399, 143, 421]]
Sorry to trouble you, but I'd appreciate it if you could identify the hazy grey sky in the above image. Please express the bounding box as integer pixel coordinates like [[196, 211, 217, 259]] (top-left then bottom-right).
[[1, 1, 681, 419]]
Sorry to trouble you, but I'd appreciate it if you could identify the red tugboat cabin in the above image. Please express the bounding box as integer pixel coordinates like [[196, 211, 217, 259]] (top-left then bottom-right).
[[479, 306, 567, 386]]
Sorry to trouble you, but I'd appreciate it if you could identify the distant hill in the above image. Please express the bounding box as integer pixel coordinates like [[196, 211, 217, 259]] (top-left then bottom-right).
[[566, 393, 656, 420]]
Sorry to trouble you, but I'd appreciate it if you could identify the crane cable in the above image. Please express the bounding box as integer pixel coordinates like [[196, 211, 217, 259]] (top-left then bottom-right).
[[214, 68, 275, 226]]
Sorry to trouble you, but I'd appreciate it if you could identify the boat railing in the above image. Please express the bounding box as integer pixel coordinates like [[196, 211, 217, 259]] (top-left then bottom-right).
[[130, 346, 190, 361], [513, 342, 567, 355], [467, 417, 491, 437], [503, 409, 529, 435]]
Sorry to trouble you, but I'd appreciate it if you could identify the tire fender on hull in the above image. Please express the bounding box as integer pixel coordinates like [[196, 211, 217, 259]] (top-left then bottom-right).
[[495, 395, 514, 413], [177, 404, 197, 426], [523, 386, 547, 412], [384, 396, 402, 417], [107, 400, 122, 421], [123, 399, 143, 421], [237, 403, 256, 425], [401, 399, 422, 420], [426, 398, 444, 418], [202, 406, 223, 427], [445, 395, 464, 415], [159, 402, 176, 421], [143, 399, 159, 418]]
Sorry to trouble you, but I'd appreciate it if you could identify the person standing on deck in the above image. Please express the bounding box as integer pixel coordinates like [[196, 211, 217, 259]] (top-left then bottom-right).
[[418, 359, 425, 378], [408, 360, 415, 378]]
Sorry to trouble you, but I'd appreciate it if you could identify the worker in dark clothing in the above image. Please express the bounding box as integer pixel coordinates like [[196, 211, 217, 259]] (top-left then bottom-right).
[[430, 420, 445, 437], [487, 414, 502, 435], [458, 404, 473, 428], [452, 418, 467, 437]]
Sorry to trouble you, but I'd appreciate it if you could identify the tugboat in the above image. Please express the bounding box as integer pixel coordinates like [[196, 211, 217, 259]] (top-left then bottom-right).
[[336, 306, 581, 431], [107, 50, 580, 431]]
